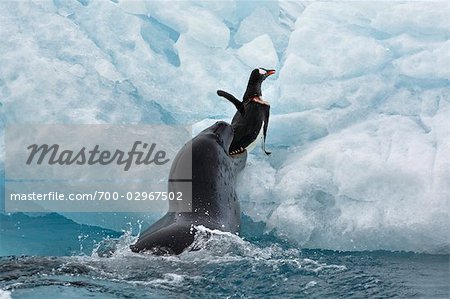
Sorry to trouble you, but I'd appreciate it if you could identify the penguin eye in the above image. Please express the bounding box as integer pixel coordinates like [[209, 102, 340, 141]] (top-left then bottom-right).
[[258, 68, 267, 75]]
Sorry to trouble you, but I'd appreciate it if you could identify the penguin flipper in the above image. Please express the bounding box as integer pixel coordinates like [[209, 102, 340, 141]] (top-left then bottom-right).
[[262, 106, 271, 155], [217, 90, 245, 115]]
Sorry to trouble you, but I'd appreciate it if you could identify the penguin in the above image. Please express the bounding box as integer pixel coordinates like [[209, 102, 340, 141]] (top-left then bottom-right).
[[217, 68, 275, 156]]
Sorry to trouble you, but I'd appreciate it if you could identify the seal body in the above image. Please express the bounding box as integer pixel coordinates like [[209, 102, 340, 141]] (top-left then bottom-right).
[[130, 121, 247, 254]]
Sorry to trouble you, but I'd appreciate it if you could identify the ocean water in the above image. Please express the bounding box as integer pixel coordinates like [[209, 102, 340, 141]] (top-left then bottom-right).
[[0, 215, 449, 299], [0, 234, 448, 299]]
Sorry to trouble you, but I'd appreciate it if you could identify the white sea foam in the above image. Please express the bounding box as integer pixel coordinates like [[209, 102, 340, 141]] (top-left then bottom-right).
[[0, 289, 12, 299]]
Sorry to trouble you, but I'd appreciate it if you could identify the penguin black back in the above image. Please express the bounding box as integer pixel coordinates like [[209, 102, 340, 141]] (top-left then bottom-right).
[[216, 67, 275, 156], [229, 100, 270, 155]]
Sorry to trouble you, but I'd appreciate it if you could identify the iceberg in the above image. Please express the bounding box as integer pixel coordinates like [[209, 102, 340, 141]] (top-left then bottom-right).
[[0, 1, 448, 254]]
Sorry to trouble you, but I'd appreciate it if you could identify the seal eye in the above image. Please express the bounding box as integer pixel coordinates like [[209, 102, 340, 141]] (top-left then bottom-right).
[[258, 68, 266, 75]]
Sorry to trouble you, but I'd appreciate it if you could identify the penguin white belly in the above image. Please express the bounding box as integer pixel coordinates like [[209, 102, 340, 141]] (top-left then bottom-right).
[[244, 122, 264, 153]]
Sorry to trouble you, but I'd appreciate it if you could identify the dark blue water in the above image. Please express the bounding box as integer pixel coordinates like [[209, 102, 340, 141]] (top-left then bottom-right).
[[0, 215, 448, 299]]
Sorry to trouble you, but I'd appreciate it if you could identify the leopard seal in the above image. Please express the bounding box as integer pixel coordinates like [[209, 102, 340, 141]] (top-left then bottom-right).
[[130, 121, 247, 254]]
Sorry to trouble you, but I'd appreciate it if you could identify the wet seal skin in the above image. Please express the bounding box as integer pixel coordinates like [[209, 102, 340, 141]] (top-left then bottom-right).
[[130, 121, 247, 254]]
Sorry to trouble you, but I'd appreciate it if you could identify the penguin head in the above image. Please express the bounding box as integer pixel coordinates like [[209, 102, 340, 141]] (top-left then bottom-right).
[[243, 68, 276, 100], [257, 68, 276, 79]]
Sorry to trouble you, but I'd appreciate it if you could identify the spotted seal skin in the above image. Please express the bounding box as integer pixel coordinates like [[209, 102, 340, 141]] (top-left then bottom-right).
[[130, 121, 247, 254]]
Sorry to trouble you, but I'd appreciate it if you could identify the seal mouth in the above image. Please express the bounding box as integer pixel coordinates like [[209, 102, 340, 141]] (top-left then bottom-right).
[[230, 147, 245, 155]]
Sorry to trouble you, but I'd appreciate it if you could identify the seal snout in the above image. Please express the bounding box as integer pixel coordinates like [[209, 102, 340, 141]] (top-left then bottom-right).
[[213, 121, 233, 151]]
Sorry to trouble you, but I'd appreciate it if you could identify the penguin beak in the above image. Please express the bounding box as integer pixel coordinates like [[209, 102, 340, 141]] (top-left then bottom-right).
[[266, 70, 276, 76]]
